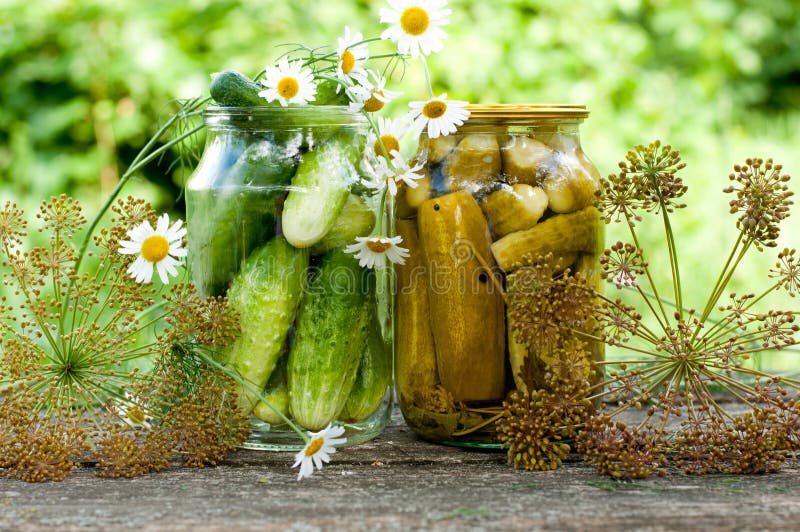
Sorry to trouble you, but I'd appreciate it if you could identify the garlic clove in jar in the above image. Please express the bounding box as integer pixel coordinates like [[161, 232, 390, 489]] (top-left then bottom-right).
[[542, 151, 600, 214], [480, 183, 549, 239], [443, 133, 502, 194], [501, 136, 554, 186]]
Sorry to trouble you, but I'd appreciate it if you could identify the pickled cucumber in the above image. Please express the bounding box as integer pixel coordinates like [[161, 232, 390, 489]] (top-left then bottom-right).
[[507, 313, 551, 394], [575, 252, 605, 391], [490, 206, 601, 272], [480, 183, 549, 239], [501, 136, 553, 186], [395, 219, 439, 404], [443, 134, 502, 194], [418, 191, 506, 402], [227, 237, 308, 413]]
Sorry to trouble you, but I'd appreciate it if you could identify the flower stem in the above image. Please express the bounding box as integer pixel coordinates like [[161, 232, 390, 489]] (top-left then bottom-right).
[[660, 207, 682, 319], [627, 221, 671, 328], [72, 112, 205, 280], [699, 235, 751, 325], [420, 56, 434, 99]]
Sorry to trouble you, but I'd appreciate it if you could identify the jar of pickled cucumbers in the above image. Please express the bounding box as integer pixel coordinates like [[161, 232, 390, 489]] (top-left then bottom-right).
[[186, 106, 392, 450], [394, 104, 604, 446]]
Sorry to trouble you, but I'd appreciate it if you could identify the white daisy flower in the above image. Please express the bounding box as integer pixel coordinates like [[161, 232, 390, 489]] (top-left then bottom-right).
[[362, 148, 423, 196], [258, 57, 317, 107], [347, 70, 401, 113], [113, 392, 153, 430], [345, 235, 410, 269], [408, 93, 470, 138], [390, 150, 425, 190], [335, 26, 369, 90], [369, 116, 407, 159], [118, 213, 187, 284], [380, 0, 451, 57], [292, 424, 347, 481], [362, 155, 395, 194]]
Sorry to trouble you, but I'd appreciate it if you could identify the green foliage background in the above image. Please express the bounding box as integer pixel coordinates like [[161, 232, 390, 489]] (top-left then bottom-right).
[[1, 0, 799, 366]]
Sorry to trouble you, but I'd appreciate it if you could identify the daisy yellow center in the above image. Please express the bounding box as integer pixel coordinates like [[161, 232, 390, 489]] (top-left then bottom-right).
[[305, 437, 325, 456], [422, 100, 447, 119], [367, 240, 392, 253], [127, 406, 146, 425], [400, 6, 430, 36], [277, 77, 300, 99], [141, 235, 170, 263], [364, 91, 385, 113], [340, 50, 356, 74], [375, 135, 400, 157]]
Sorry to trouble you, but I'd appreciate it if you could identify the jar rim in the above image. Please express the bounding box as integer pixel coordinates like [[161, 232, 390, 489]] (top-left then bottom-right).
[[464, 104, 589, 122], [204, 105, 369, 127]]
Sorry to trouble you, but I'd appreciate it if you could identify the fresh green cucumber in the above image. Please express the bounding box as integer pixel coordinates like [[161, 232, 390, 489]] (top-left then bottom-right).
[[187, 140, 298, 297], [288, 249, 371, 431], [227, 237, 308, 413], [253, 355, 290, 425], [282, 135, 361, 248], [310, 194, 376, 255], [340, 310, 390, 423], [210, 70, 266, 107]]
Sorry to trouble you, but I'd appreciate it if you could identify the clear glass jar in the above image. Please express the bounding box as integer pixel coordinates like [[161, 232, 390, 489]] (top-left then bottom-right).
[[186, 106, 392, 450], [394, 104, 604, 446]]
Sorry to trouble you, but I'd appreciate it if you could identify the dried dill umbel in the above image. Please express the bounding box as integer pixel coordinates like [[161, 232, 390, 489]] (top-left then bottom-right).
[[147, 343, 250, 468], [576, 415, 666, 480], [504, 142, 800, 480], [0, 194, 246, 481], [497, 343, 594, 471]]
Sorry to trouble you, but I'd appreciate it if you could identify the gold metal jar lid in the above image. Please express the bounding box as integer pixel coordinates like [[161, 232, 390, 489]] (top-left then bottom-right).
[[464, 104, 589, 123]]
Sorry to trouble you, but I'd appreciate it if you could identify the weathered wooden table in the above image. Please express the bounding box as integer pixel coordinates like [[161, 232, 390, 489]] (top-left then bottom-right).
[[1, 409, 799, 530]]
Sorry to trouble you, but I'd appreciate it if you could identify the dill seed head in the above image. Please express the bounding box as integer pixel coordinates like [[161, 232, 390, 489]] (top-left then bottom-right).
[[163, 285, 240, 348], [770, 248, 800, 297], [674, 408, 788, 475], [95, 428, 172, 479], [599, 140, 687, 224], [497, 390, 572, 472], [599, 241, 647, 288], [0, 201, 28, 248], [2, 414, 85, 483], [724, 158, 793, 250], [577, 415, 666, 480], [151, 367, 250, 469], [507, 253, 599, 356]]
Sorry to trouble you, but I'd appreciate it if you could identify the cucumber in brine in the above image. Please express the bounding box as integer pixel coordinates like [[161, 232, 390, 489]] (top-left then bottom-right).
[[187, 138, 300, 297], [340, 311, 390, 423], [282, 134, 362, 248], [310, 194, 376, 255], [227, 236, 308, 414], [253, 355, 290, 425], [288, 249, 371, 431]]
